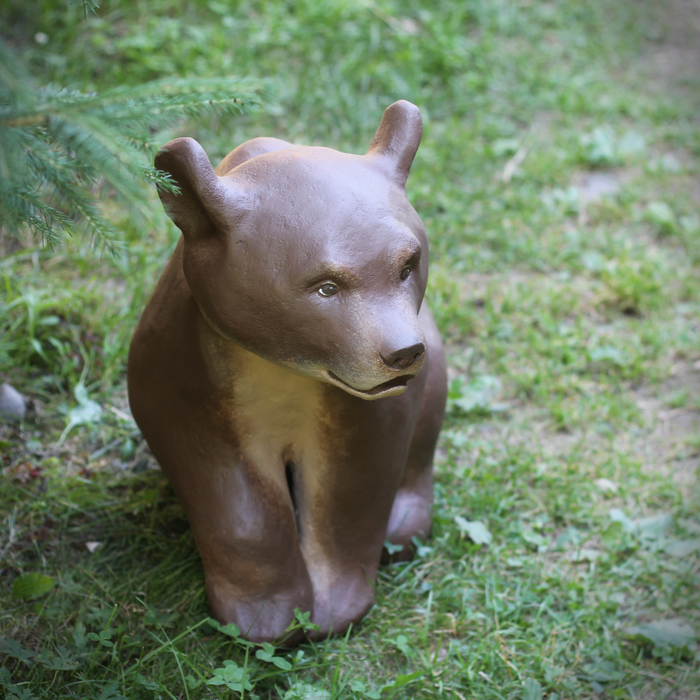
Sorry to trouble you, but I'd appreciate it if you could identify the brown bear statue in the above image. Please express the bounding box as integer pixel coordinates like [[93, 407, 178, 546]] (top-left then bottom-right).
[[127, 100, 447, 643]]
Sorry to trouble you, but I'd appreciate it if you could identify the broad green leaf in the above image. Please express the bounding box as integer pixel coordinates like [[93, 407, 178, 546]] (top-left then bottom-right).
[[582, 251, 605, 272], [680, 214, 700, 235], [566, 548, 602, 563], [455, 517, 492, 545], [98, 682, 128, 700], [636, 513, 673, 540], [609, 508, 635, 533], [385, 670, 424, 691], [383, 540, 404, 555], [617, 131, 646, 156], [522, 677, 543, 700], [350, 680, 381, 699], [580, 126, 617, 166], [679, 518, 700, 535], [556, 526, 582, 549], [255, 643, 292, 670], [645, 201, 676, 234], [293, 609, 321, 632], [665, 538, 700, 557], [601, 521, 624, 547], [206, 659, 253, 691], [36, 648, 79, 671], [56, 383, 103, 445], [581, 660, 624, 682], [544, 663, 565, 684], [185, 674, 203, 689], [588, 345, 629, 366], [492, 138, 520, 156], [72, 621, 86, 650], [206, 618, 241, 638], [392, 634, 411, 655], [520, 528, 546, 548], [449, 375, 505, 414], [134, 674, 159, 690], [626, 618, 696, 649], [0, 637, 35, 665], [68, 384, 102, 425], [283, 683, 331, 700], [12, 573, 55, 601]]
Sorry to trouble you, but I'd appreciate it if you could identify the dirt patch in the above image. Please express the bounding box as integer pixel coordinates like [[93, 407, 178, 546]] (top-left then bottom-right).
[[639, 0, 700, 219], [641, 688, 700, 700], [635, 366, 700, 493], [640, 0, 700, 90]]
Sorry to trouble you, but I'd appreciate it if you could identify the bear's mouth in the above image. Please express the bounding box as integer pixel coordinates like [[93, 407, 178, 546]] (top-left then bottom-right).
[[326, 371, 411, 399]]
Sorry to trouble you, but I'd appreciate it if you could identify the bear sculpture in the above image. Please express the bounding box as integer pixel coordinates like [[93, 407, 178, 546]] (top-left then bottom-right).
[[128, 100, 448, 643]]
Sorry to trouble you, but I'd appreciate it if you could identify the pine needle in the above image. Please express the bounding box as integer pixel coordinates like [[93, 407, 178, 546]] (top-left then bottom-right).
[[0, 39, 270, 255]]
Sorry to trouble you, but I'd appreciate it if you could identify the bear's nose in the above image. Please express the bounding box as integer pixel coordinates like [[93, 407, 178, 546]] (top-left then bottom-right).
[[382, 342, 426, 371]]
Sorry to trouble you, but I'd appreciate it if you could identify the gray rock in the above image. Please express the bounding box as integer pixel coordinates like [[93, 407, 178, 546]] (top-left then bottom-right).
[[580, 172, 620, 203], [0, 383, 26, 421]]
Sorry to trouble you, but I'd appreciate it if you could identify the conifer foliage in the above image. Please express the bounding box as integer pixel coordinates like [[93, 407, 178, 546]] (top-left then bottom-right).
[[0, 39, 267, 254]]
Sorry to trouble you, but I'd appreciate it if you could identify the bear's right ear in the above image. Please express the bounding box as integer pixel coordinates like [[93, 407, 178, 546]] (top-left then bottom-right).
[[155, 137, 235, 240], [365, 100, 423, 189]]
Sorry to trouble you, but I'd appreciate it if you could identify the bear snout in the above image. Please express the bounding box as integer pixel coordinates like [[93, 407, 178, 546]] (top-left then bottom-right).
[[381, 341, 426, 371]]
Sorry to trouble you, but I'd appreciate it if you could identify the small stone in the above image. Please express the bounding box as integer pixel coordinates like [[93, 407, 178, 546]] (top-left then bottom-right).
[[595, 477, 618, 493], [580, 172, 620, 203], [0, 384, 26, 421]]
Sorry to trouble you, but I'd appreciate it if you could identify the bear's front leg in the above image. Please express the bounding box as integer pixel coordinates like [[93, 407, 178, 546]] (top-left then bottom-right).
[[385, 304, 448, 560], [144, 426, 313, 642], [192, 458, 314, 643], [292, 382, 427, 638]]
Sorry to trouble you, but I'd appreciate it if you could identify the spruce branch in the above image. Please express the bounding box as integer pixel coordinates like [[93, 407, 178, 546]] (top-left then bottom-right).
[[0, 39, 270, 256], [72, 0, 101, 20]]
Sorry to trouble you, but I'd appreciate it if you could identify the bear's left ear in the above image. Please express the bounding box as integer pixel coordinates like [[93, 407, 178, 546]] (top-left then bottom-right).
[[155, 137, 238, 240], [365, 100, 423, 189]]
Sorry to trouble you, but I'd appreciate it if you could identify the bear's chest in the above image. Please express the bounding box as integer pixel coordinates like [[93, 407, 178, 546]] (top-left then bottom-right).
[[201, 333, 332, 479], [232, 349, 325, 459]]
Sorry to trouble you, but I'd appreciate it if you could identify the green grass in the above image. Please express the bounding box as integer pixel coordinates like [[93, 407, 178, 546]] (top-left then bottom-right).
[[2, 0, 700, 698]]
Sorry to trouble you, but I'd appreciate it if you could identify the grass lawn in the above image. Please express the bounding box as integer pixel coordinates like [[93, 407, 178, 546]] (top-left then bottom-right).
[[1, 0, 699, 697]]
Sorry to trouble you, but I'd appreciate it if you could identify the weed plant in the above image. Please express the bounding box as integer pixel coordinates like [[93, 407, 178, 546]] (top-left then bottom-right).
[[1, 0, 699, 698]]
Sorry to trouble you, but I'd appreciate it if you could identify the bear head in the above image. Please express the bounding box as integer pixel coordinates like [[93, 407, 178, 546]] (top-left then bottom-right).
[[154, 101, 429, 400]]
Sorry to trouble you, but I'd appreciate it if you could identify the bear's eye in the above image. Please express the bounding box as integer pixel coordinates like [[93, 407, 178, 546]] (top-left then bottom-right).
[[400, 266, 412, 281], [318, 283, 339, 297]]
